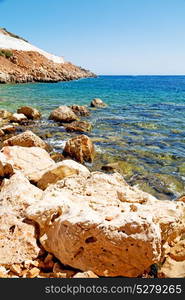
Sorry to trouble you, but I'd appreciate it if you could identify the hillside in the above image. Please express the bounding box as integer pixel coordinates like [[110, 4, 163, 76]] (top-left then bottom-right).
[[0, 28, 96, 83]]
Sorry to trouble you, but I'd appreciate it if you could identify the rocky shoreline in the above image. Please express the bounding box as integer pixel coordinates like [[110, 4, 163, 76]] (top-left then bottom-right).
[[0, 101, 185, 278], [0, 50, 96, 83], [0, 28, 96, 83]]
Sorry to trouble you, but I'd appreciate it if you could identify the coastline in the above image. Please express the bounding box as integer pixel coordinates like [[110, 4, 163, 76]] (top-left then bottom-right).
[[0, 97, 185, 278]]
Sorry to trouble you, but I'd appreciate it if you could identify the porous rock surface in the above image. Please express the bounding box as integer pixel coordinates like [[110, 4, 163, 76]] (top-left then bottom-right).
[[63, 134, 95, 163], [10, 113, 27, 123], [64, 120, 92, 133], [1, 146, 55, 182], [0, 172, 43, 217], [70, 105, 90, 116], [37, 159, 90, 190], [0, 211, 40, 265], [26, 172, 185, 277], [17, 106, 41, 120], [49, 106, 78, 123], [3, 130, 48, 149]]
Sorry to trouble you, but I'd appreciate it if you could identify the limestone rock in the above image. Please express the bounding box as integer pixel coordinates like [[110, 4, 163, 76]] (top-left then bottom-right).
[[3, 130, 48, 149], [0, 109, 12, 120], [70, 105, 90, 116], [90, 98, 107, 108], [0, 152, 14, 177], [0, 124, 16, 134], [0, 211, 40, 265], [158, 256, 185, 278], [17, 106, 41, 120], [169, 240, 185, 261], [1, 146, 55, 183], [177, 195, 185, 203], [37, 159, 90, 190], [73, 271, 98, 278], [63, 134, 95, 163], [64, 120, 92, 133], [49, 106, 78, 123], [10, 113, 27, 123], [0, 129, 4, 137], [0, 172, 43, 217], [26, 172, 185, 277]]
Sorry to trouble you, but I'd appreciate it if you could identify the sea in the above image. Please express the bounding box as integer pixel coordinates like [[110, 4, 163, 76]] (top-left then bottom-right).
[[1, 75, 185, 200]]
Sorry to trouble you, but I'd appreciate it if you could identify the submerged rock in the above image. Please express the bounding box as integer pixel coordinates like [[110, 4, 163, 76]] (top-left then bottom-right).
[[64, 120, 92, 133], [70, 105, 90, 116], [90, 98, 107, 108], [63, 134, 95, 163], [49, 106, 78, 123], [2, 130, 48, 150], [1, 146, 55, 183], [26, 172, 185, 277], [17, 106, 41, 120]]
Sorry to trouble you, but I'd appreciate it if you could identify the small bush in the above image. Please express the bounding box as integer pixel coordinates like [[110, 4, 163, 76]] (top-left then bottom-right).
[[0, 49, 13, 58]]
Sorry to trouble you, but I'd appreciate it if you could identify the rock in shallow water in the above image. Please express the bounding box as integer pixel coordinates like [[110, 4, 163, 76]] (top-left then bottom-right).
[[49, 106, 78, 123], [10, 113, 27, 124], [17, 106, 41, 120], [63, 134, 95, 163], [69, 105, 90, 116], [90, 98, 107, 108], [64, 120, 92, 133], [26, 172, 185, 277]]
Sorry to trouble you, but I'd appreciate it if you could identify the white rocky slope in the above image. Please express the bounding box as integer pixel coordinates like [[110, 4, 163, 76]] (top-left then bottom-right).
[[0, 31, 65, 64]]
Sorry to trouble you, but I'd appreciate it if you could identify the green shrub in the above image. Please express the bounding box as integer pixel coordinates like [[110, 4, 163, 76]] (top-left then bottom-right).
[[0, 49, 13, 58]]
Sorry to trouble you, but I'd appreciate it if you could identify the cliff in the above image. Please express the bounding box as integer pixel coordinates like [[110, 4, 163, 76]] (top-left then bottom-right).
[[0, 28, 96, 83]]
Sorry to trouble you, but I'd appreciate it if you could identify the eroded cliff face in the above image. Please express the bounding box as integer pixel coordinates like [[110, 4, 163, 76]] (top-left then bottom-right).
[[0, 28, 96, 83], [0, 50, 95, 83]]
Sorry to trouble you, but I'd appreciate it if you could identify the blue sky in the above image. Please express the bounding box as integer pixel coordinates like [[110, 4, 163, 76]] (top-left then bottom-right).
[[0, 0, 185, 75]]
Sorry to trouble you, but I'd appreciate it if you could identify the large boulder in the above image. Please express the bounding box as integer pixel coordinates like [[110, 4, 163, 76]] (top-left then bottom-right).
[[37, 159, 90, 190], [1, 146, 55, 183], [64, 121, 92, 133], [26, 172, 185, 277], [0, 172, 43, 217], [0, 211, 40, 265], [63, 134, 95, 163], [70, 105, 90, 116], [17, 106, 41, 120], [49, 106, 78, 123], [3, 130, 48, 150], [90, 98, 107, 108]]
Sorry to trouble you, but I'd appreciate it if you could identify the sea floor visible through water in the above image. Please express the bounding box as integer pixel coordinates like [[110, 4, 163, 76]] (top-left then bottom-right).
[[0, 75, 185, 200]]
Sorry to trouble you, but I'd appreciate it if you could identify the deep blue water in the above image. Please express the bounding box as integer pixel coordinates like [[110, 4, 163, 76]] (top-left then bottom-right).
[[1, 75, 185, 199]]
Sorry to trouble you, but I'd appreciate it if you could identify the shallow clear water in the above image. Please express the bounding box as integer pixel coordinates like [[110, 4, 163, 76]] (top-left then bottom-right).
[[1, 75, 185, 199]]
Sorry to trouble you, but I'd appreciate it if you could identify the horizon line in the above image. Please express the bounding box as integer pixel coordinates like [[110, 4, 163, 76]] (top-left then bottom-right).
[[97, 74, 185, 76]]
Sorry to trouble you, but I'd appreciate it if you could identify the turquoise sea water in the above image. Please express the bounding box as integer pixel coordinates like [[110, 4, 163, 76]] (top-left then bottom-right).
[[1, 75, 185, 199]]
